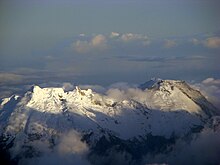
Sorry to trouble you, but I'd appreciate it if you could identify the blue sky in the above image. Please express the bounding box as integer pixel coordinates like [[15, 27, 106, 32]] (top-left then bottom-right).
[[0, 0, 220, 87]]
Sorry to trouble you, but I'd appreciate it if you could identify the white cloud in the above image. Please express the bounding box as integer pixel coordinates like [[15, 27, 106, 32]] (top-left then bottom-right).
[[120, 33, 148, 42], [72, 33, 151, 54], [16, 130, 90, 165], [204, 37, 220, 48], [57, 130, 88, 155], [164, 40, 177, 48], [121, 33, 135, 42], [73, 40, 91, 53], [106, 84, 150, 103], [73, 34, 108, 53], [62, 82, 74, 91], [119, 33, 150, 46], [91, 34, 106, 47], [79, 84, 106, 93], [110, 32, 120, 38], [202, 78, 220, 85]]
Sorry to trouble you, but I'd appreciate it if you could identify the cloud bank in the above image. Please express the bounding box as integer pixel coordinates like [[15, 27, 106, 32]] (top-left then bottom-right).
[[71, 32, 151, 54]]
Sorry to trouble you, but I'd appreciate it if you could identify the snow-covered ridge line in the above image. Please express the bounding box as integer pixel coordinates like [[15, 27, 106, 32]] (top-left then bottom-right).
[[0, 79, 218, 142]]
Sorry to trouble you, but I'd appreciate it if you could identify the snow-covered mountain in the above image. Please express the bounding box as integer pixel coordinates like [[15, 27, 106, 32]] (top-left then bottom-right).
[[0, 79, 219, 165]]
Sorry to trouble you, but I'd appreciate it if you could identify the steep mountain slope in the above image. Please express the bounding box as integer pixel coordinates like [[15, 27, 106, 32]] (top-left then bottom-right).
[[0, 79, 219, 165], [139, 79, 217, 117]]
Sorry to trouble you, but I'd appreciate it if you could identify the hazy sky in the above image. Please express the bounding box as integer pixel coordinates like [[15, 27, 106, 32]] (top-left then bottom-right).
[[0, 0, 220, 87]]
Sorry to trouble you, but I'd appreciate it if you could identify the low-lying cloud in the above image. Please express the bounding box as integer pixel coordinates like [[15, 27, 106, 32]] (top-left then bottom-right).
[[106, 85, 149, 103], [16, 130, 90, 165], [57, 130, 88, 155]]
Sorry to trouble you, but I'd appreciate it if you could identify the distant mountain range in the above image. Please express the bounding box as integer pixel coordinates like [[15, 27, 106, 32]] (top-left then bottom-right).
[[0, 79, 219, 165]]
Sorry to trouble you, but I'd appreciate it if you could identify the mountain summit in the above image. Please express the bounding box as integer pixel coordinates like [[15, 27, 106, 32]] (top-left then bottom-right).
[[0, 79, 219, 165]]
